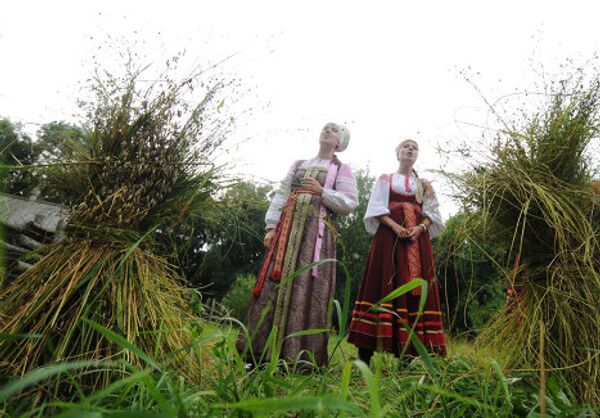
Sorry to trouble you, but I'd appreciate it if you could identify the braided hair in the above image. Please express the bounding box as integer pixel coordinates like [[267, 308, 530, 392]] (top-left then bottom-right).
[[332, 154, 342, 167]]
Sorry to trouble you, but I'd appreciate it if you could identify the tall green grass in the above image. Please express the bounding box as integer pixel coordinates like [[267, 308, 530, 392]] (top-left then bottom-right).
[[1, 260, 594, 417], [1, 322, 593, 417]]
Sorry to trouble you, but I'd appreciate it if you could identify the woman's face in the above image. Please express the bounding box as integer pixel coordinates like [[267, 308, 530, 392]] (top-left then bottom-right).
[[398, 141, 419, 164], [319, 123, 341, 149]]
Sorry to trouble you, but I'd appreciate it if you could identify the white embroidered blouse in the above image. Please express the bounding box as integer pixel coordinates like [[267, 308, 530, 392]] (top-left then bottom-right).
[[265, 158, 359, 230], [363, 172, 444, 237]]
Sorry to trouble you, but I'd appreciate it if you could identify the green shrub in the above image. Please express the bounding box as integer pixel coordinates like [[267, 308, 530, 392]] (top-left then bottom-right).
[[220, 274, 255, 321], [435, 213, 506, 337]]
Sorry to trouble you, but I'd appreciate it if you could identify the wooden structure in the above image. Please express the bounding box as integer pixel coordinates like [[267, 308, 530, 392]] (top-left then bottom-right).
[[0, 193, 64, 281]]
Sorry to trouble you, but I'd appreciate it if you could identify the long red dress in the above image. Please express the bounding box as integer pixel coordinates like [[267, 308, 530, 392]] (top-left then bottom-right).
[[347, 181, 446, 357]]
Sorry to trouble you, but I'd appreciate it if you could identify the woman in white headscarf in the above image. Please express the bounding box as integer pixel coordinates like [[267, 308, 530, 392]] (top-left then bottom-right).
[[348, 139, 446, 365], [237, 122, 359, 370]]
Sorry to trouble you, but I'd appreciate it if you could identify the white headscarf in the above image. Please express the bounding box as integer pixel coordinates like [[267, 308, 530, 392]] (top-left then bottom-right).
[[332, 123, 350, 152]]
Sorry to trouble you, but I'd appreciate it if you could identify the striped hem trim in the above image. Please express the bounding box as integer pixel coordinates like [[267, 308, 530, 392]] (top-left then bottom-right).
[[349, 327, 446, 338], [353, 301, 408, 313], [350, 318, 444, 330], [409, 311, 442, 316]]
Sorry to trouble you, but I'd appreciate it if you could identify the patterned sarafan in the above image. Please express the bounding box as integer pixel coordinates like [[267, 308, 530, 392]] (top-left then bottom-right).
[[348, 173, 446, 357]]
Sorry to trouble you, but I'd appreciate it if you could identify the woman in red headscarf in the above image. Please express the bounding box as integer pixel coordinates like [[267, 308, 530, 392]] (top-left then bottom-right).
[[348, 139, 446, 364]]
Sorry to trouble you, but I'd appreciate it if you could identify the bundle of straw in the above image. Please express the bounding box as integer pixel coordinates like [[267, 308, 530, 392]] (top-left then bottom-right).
[[0, 64, 229, 385], [450, 78, 600, 405]]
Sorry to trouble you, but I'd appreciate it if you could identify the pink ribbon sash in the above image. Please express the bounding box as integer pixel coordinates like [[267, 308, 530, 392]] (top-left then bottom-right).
[[311, 161, 338, 278]]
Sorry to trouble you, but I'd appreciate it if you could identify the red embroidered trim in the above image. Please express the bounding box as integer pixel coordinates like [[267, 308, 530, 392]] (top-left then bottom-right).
[[251, 187, 315, 297], [404, 174, 412, 193], [389, 199, 424, 295], [378, 173, 391, 183], [269, 199, 296, 280], [252, 226, 280, 297]]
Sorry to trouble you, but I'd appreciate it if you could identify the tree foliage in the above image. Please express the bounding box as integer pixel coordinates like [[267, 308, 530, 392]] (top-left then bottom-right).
[[190, 180, 272, 299], [0, 119, 37, 196], [434, 212, 505, 337], [33, 122, 88, 202], [335, 168, 375, 312]]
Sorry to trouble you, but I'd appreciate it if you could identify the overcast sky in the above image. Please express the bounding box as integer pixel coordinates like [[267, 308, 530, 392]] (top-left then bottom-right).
[[2, 1, 600, 216]]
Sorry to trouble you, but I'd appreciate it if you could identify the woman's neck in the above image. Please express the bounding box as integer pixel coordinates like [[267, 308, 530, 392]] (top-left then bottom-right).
[[398, 163, 413, 176], [316, 145, 335, 160]]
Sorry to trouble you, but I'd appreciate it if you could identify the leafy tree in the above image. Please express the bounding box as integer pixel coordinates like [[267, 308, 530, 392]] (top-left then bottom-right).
[[0, 119, 88, 201], [434, 212, 506, 337], [187, 180, 272, 299], [0, 118, 37, 196], [33, 122, 88, 203], [220, 274, 255, 320], [335, 169, 375, 314], [36, 121, 88, 162]]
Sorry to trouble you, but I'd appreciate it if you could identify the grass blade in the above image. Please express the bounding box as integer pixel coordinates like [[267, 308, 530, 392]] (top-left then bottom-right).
[[354, 360, 382, 418], [216, 394, 361, 415], [0, 360, 102, 402], [81, 317, 160, 370]]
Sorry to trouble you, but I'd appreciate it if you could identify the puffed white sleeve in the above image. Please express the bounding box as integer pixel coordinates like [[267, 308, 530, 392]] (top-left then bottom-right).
[[321, 164, 359, 216], [264, 160, 299, 230], [363, 174, 391, 235], [422, 182, 445, 238]]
